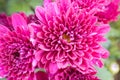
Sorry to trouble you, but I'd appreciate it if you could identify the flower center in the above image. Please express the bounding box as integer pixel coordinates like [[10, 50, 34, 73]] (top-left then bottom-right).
[[62, 34, 71, 42], [13, 52, 20, 58]]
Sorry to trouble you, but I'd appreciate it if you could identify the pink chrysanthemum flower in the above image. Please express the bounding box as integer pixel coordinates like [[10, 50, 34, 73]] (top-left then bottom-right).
[[31, 1, 110, 74], [0, 13, 37, 80], [30, 2, 109, 73], [96, 0, 120, 23], [50, 67, 99, 80]]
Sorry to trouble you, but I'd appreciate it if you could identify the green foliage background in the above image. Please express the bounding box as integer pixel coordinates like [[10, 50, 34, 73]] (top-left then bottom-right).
[[0, 0, 120, 80]]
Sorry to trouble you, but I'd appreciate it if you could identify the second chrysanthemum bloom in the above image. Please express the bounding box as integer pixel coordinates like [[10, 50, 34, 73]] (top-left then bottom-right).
[[0, 13, 37, 80]]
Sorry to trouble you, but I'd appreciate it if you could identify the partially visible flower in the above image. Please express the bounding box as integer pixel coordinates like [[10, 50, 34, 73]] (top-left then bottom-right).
[[47, 0, 120, 23], [46, 0, 110, 13], [0, 12, 39, 31], [31, 1, 110, 74], [50, 66, 99, 80], [72, 0, 110, 10], [0, 13, 36, 80], [96, 0, 120, 23]]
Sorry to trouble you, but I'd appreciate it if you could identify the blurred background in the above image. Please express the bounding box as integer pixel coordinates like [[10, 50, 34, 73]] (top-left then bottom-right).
[[0, 0, 120, 80]]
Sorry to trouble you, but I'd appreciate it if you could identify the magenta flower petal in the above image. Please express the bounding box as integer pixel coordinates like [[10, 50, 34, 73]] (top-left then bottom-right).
[[12, 13, 28, 31], [35, 6, 47, 24], [35, 50, 44, 61], [48, 63, 58, 74]]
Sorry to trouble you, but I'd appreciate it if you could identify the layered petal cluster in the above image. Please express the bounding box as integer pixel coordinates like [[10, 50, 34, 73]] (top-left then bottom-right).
[[32, 1, 110, 74], [50, 67, 99, 80], [0, 13, 36, 80]]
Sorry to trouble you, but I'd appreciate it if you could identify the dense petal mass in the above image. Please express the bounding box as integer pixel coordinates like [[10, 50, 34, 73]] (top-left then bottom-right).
[[0, 13, 36, 80], [46, 0, 110, 13], [33, 1, 110, 74], [48, 0, 120, 23], [50, 66, 99, 80]]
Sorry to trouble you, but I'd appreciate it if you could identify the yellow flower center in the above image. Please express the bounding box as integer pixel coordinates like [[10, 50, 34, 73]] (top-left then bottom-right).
[[62, 34, 71, 42]]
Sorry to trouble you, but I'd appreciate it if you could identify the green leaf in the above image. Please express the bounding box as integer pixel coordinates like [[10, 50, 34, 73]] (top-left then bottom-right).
[[0, 78, 6, 80], [26, 0, 43, 8], [6, 0, 43, 15]]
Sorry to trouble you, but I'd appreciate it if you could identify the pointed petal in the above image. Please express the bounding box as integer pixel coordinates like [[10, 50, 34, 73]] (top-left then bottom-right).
[[12, 13, 28, 30], [48, 63, 58, 74], [35, 50, 44, 61], [97, 24, 110, 34], [35, 6, 47, 24], [92, 59, 103, 68]]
